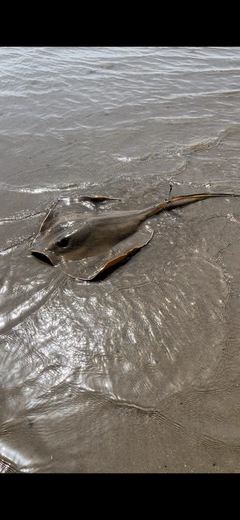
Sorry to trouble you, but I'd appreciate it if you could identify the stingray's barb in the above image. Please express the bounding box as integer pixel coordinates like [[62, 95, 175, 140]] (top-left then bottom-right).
[[168, 183, 173, 199]]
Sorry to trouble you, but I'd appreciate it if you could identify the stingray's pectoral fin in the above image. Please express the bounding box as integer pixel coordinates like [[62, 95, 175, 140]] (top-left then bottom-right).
[[39, 195, 122, 234], [79, 196, 122, 202], [61, 224, 154, 281]]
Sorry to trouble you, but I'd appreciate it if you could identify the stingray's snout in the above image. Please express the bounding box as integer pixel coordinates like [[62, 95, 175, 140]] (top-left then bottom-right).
[[31, 250, 54, 265], [31, 235, 58, 265]]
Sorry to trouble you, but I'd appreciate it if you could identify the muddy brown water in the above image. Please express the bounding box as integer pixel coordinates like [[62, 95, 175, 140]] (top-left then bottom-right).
[[1, 47, 240, 472]]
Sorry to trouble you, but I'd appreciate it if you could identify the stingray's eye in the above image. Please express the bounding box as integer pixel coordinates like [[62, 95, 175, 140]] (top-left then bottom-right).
[[56, 237, 70, 248]]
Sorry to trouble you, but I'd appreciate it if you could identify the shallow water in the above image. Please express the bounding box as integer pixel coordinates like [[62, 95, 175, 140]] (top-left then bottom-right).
[[1, 47, 240, 472]]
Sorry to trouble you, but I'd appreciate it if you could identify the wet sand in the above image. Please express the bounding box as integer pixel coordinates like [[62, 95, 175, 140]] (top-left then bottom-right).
[[1, 48, 240, 472]]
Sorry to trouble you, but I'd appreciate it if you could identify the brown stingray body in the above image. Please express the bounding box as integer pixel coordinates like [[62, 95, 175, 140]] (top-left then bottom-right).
[[31, 192, 239, 280]]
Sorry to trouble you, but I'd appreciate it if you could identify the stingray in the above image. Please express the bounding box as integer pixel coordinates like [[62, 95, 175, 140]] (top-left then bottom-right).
[[31, 192, 240, 281]]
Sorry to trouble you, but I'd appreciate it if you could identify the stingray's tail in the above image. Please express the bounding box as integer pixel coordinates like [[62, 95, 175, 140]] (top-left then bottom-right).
[[145, 192, 240, 218]]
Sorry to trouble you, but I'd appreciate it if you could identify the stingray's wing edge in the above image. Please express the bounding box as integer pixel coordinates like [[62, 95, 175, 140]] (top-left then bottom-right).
[[64, 245, 146, 281], [37, 195, 122, 236], [62, 225, 154, 281]]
